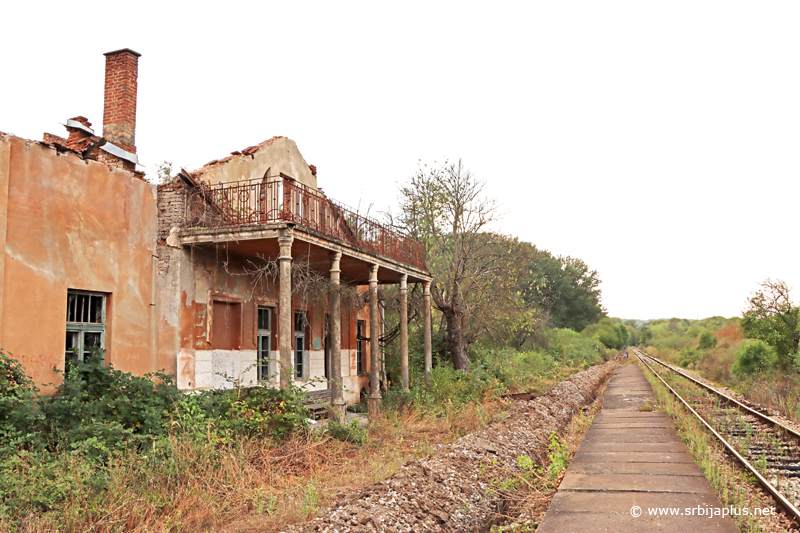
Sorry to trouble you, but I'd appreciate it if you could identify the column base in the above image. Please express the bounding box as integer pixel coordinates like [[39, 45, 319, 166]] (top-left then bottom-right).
[[368, 392, 382, 422], [329, 400, 347, 423]]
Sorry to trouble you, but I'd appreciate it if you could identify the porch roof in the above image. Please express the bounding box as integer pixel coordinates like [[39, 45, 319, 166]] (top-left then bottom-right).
[[179, 222, 431, 285]]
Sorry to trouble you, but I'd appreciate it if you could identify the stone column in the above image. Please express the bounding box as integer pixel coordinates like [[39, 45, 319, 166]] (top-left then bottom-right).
[[423, 280, 432, 386], [278, 228, 294, 390], [399, 274, 409, 390], [329, 252, 345, 421], [368, 264, 382, 421]]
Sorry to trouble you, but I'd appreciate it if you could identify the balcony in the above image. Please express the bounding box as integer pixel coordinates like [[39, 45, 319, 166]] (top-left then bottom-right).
[[184, 174, 426, 270]]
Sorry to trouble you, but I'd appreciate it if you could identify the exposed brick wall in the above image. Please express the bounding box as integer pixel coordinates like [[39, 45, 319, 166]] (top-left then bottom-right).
[[96, 149, 136, 172], [103, 49, 140, 154], [157, 181, 188, 243]]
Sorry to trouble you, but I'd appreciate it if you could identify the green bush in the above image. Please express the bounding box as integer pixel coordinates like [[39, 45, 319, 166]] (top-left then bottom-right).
[[384, 364, 497, 415], [698, 331, 718, 350], [732, 340, 775, 377], [215, 386, 310, 440], [0, 350, 43, 455], [548, 328, 609, 364], [41, 358, 180, 459], [325, 419, 369, 445]]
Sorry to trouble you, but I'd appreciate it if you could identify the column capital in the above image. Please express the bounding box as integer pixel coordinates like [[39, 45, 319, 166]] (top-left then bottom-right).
[[423, 280, 431, 294], [369, 263, 379, 283], [278, 228, 293, 260], [278, 226, 294, 243], [330, 251, 342, 274], [400, 274, 408, 292]]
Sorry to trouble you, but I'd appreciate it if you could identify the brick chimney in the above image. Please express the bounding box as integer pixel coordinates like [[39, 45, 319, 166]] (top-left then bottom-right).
[[102, 48, 141, 154]]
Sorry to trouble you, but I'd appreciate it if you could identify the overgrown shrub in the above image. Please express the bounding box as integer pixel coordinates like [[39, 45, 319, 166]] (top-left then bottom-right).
[[548, 328, 609, 364], [325, 419, 369, 444], [0, 350, 43, 455], [40, 358, 180, 459], [732, 340, 775, 377], [698, 331, 718, 350], [215, 386, 310, 440]]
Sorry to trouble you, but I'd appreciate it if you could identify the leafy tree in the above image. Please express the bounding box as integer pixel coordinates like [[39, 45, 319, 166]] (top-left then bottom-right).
[[698, 331, 717, 350], [639, 325, 652, 346], [517, 244, 605, 331], [392, 160, 517, 371], [626, 325, 638, 346], [582, 318, 627, 350], [740, 279, 799, 369]]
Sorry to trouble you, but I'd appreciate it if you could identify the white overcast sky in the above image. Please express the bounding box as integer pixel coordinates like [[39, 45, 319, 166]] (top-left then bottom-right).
[[4, 1, 799, 321]]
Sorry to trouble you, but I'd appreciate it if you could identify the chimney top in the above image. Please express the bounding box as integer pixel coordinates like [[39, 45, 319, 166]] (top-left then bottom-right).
[[104, 48, 141, 58], [102, 48, 141, 170]]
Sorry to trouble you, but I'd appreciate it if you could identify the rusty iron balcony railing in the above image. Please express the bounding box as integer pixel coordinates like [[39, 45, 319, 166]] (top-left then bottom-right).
[[186, 174, 426, 270]]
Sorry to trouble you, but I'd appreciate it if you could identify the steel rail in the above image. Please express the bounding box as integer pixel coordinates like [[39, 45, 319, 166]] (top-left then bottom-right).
[[635, 351, 800, 524], [637, 350, 800, 442]]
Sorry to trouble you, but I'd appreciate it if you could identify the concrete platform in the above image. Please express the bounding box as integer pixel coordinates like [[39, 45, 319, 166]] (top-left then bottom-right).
[[536, 364, 740, 533]]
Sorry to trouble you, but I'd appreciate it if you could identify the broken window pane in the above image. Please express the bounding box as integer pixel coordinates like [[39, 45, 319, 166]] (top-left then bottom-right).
[[90, 295, 103, 323], [67, 293, 76, 321], [83, 332, 102, 361], [294, 311, 305, 333], [66, 331, 80, 363], [258, 308, 271, 331], [66, 290, 106, 365]]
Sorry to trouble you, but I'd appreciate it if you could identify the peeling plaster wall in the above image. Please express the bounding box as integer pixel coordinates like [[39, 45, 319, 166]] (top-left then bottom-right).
[[194, 349, 258, 389], [167, 244, 366, 400], [0, 133, 157, 392], [195, 137, 318, 190]]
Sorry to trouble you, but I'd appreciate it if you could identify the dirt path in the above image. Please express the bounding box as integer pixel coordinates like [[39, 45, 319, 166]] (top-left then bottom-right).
[[283, 359, 618, 533]]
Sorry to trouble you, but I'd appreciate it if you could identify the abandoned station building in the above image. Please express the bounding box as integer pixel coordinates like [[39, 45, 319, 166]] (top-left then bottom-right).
[[0, 49, 432, 412]]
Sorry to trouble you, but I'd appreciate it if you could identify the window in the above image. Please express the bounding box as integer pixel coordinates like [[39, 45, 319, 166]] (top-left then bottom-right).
[[356, 320, 365, 374], [257, 307, 271, 382], [66, 290, 106, 364], [324, 314, 330, 379], [294, 311, 306, 378]]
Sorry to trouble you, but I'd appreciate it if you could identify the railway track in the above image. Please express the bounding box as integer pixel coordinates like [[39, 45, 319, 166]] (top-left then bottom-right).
[[634, 348, 800, 526]]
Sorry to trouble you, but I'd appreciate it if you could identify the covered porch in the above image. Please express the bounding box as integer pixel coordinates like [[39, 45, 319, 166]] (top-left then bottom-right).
[[166, 172, 433, 421]]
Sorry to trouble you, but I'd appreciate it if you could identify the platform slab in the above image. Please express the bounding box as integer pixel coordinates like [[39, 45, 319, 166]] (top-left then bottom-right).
[[536, 364, 739, 533]]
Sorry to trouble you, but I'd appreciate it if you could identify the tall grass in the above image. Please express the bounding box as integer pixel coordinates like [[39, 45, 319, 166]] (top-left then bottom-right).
[[0, 341, 608, 532]]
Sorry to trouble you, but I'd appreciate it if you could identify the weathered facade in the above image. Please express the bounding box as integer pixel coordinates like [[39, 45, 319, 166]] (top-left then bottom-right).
[[156, 137, 432, 407], [0, 50, 155, 393], [1, 49, 432, 411]]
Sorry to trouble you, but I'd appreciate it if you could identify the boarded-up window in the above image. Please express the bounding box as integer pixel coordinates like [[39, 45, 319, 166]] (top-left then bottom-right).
[[211, 300, 242, 350]]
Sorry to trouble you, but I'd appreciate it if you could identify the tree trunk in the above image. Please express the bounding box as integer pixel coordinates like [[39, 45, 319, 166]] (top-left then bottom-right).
[[443, 308, 470, 372]]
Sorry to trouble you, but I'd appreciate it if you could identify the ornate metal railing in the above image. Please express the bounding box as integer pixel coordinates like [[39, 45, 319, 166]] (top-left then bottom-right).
[[187, 174, 426, 270]]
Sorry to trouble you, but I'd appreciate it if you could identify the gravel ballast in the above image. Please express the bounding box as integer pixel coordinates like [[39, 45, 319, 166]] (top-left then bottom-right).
[[283, 359, 618, 533]]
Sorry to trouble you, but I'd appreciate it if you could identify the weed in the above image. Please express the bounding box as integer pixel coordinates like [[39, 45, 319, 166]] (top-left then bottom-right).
[[325, 419, 369, 445], [547, 433, 570, 480]]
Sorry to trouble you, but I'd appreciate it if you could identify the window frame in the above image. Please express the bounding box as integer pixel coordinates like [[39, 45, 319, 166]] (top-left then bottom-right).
[[65, 290, 107, 364], [294, 310, 306, 379], [257, 307, 272, 382], [356, 320, 365, 375]]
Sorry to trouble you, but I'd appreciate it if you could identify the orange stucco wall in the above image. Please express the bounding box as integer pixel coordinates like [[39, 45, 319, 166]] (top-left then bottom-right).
[[0, 133, 157, 391]]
